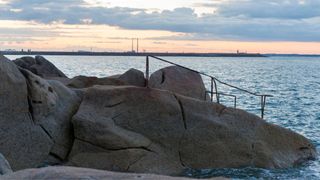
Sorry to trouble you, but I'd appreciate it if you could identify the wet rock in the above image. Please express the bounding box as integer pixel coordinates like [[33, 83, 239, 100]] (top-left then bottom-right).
[[68, 85, 316, 175], [149, 66, 207, 100], [14, 56, 67, 78]]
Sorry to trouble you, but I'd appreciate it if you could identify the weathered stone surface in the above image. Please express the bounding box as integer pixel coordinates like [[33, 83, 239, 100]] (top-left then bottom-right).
[[46, 77, 71, 86], [176, 95, 316, 169], [14, 55, 67, 78], [0, 55, 52, 170], [68, 68, 145, 88], [0, 153, 12, 175], [69, 86, 184, 175], [149, 66, 207, 100], [1, 166, 227, 180], [67, 76, 125, 88], [68, 85, 316, 176], [116, 68, 146, 87], [20, 69, 82, 161], [0, 55, 81, 170]]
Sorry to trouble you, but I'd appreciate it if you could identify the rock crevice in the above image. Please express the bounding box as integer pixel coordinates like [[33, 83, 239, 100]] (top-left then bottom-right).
[[75, 137, 155, 153], [174, 94, 187, 130]]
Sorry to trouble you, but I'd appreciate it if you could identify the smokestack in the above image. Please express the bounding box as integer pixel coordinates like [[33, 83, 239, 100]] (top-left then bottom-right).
[[132, 38, 134, 52], [137, 38, 139, 53]]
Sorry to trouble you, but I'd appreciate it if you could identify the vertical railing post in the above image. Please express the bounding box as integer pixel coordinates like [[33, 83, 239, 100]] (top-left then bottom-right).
[[210, 77, 214, 102], [213, 78, 220, 104], [261, 95, 267, 119], [261, 96, 264, 119], [145, 56, 149, 87]]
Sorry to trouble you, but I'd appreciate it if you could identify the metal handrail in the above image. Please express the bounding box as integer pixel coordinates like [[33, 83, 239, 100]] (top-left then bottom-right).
[[206, 91, 237, 109], [145, 55, 273, 119]]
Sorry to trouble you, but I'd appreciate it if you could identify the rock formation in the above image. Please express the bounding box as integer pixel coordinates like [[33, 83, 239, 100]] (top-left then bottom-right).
[[68, 85, 316, 175], [111, 68, 146, 87], [68, 68, 146, 88], [67, 76, 125, 88], [1, 166, 226, 180], [14, 56, 67, 78], [20, 69, 81, 163], [0, 55, 317, 178], [0, 55, 80, 170], [149, 66, 207, 100]]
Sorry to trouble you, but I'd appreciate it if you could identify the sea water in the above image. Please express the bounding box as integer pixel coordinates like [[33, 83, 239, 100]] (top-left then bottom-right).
[[7, 55, 320, 179]]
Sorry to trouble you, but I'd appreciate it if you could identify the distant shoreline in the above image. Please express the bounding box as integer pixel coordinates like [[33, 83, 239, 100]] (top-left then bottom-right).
[[2, 51, 320, 58], [0, 51, 266, 57]]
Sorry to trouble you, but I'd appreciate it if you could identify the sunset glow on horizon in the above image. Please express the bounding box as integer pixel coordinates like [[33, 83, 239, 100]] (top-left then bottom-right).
[[1, 0, 320, 54]]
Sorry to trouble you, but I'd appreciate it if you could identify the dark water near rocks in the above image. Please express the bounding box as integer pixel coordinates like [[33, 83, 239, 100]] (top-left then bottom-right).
[[7, 55, 320, 179]]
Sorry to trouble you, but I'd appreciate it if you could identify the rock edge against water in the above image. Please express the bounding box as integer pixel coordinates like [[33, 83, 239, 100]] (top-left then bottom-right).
[[1, 166, 226, 180], [0, 55, 317, 178]]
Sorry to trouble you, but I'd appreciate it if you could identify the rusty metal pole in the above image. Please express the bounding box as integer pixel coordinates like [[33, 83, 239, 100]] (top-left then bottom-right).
[[145, 56, 149, 87]]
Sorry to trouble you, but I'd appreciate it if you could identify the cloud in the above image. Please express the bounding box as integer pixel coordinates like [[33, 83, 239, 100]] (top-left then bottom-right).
[[0, 26, 59, 41], [95, 41, 120, 44], [0, 0, 320, 42], [217, 0, 320, 19], [153, 41, 167, 44]]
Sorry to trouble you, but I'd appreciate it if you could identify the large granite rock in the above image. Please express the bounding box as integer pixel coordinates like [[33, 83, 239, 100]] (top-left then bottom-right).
[[46, 77, 71, 86], [68, 68, 145, 88], [67, 76, 125, 88], [0, 55, 51, 170], [68, 85, 316, 176], [0, 55, 80, 170], [13, 56, 67, 78], [1, 166, 226, 180], [149, 66, 207, 100], [0, 153, 12, 175], [111, 68, 146, 87], [20, 69, 82, 162]]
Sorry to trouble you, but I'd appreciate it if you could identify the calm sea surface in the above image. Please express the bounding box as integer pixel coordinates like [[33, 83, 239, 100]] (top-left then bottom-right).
[[7, 55, 320, 179]]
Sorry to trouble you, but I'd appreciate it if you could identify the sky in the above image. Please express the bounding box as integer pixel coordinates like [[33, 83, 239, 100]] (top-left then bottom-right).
[[0, 0, 320, 54]]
